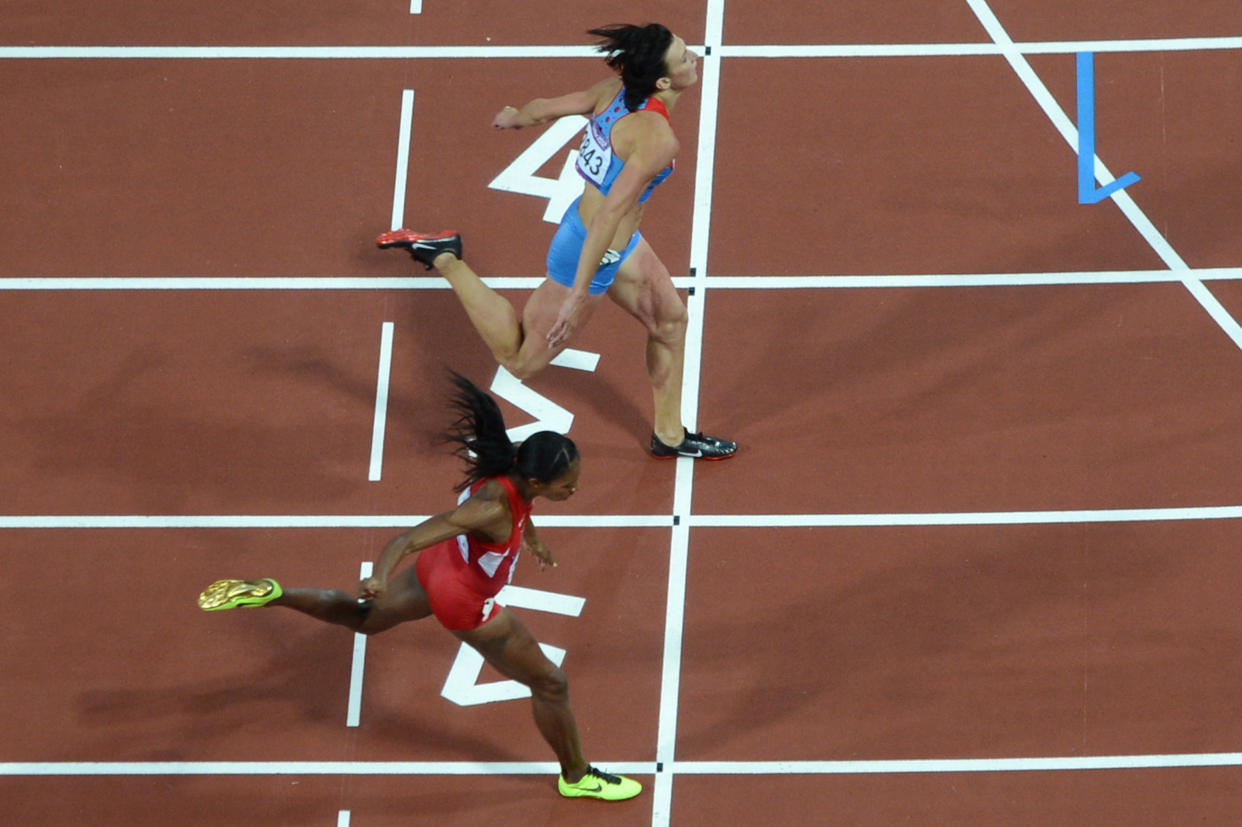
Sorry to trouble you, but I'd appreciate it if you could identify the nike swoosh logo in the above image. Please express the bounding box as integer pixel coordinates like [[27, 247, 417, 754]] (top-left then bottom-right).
[[678, 448, 702, 457], [581, 784, 603, 793]]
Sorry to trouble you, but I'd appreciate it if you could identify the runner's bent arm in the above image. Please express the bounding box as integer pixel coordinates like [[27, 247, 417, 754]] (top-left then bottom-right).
[[493, 77, 617, 129], [361, 487, 513, 596], [523, 517, 556, 569]]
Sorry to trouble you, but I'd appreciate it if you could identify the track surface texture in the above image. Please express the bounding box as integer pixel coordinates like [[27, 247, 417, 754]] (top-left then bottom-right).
[[3, 2, 1242, 824]]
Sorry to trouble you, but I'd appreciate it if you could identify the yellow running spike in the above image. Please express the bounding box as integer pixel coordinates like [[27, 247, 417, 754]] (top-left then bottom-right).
[[197, 578, 283, 611]]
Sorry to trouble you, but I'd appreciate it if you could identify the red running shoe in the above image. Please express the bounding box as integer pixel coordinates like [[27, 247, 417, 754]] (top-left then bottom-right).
[[376, 228, 462, 270]]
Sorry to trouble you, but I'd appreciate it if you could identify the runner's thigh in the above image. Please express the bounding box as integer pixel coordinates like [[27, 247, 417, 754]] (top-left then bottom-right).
[[454, 607, 558, 685]]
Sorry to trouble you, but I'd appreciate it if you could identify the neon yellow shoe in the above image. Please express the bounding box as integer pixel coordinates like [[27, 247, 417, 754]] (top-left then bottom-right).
[[197, 578, 283, 611], [558, 766, 642, 801]]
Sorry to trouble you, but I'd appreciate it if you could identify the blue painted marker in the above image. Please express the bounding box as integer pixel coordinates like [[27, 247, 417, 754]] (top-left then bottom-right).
[[1077, 52, 1140, 204]]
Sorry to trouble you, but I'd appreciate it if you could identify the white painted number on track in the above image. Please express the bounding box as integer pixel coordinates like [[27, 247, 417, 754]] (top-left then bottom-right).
[[489, 353, 599, 442], [488, 116, 588, 223], [440, 585, 586, 706]]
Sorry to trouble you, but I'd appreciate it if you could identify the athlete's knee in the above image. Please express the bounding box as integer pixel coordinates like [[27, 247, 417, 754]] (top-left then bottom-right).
[[528, 663, 570, 703], [650, 303, 688, 345], [500, 357, 546, 382], [499, 341, 557, 381]]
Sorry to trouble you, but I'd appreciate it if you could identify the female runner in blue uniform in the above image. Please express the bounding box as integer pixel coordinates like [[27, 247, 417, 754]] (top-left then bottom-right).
[[378, 23, 735, 461], [197, 372, 642, 801]]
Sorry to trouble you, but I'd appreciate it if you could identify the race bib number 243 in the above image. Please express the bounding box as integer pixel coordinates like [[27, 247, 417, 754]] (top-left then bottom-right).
[[575, 121, 611, 187]]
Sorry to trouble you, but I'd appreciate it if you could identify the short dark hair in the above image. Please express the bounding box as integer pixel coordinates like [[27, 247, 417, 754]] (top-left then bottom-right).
[[515, 430, 580, 485]]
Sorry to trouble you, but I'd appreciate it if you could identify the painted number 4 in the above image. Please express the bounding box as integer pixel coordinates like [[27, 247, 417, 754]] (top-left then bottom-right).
[[489, 115, 588, 223], [441, 585, 586, 705]]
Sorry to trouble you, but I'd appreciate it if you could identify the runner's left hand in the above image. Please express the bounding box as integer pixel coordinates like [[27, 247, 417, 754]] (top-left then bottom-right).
[[546, 293, 586, 349], [525, 537, 557, 570]]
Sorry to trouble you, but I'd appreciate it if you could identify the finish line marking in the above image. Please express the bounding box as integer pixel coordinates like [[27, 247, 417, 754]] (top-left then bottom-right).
[[652, 0, 724, 820]]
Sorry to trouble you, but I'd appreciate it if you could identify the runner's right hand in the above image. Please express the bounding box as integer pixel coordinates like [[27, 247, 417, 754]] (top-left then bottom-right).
[[358, 576, 386, 600], [493, 105, 522, 129]]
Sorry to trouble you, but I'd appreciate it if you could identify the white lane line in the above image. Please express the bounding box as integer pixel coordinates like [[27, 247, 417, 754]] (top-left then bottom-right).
[[337, 811, 350, 827], [697, 270, 1242, 288], [5, 505, 1242, 529], [964, 0, 1242, 352], [1013, 36, 1242, 54], [0, 46, 601, 59], [686, 33, 723, 280], [652, 6, 728, 826], [5, 752, 1242, 775], [0, 761, 600, 776], [3, 269, 1242, 291], [674, 753, 1242, 773], [0, 514, 674, 529], [0, 277, 550, 290], [346, 561, 373, 727], [368, 322, 395, 481], [689, 506, 1242, 526], [720, 37, 1242, 57], [652, 485, 692, 827], [4, 37, 1242, 60], [390, 90, 415, 231], [409, 0, 421, 12]]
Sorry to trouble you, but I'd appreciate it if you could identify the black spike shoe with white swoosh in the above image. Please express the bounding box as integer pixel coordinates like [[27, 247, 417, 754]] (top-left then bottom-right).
[[376, 228, 463, 270], [650, 430, 737, 460]]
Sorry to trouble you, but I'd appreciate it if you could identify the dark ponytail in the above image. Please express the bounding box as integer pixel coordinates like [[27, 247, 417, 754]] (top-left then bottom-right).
[[588, 23, 674, 111], [442, 370, 579, 491]]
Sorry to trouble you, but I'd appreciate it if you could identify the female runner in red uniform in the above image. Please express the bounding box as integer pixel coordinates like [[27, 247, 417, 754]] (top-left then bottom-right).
[[196, 371, 641, 801], [377, 23, 735, 462]]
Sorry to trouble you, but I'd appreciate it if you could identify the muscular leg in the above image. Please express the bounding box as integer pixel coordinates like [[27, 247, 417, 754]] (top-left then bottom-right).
[[432, 252, 524, 366], [606, 238, 689, 446], [432, 252, 603, 380], [454, 607, 589, 782], [271, 564, 432, 635]]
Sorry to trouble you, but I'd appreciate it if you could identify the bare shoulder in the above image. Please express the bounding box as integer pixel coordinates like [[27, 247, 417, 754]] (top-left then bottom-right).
[[451, 479, 512, 535], [470, 478, 507, 503], [534, 76, 621, 122], [587, 75, 624, 113], [617, 109, 679, 165], [640, 113, 679, 151], [464, 479, 509, 513]]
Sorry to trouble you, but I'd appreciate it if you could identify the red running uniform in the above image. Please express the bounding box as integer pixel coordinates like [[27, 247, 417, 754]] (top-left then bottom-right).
[[415, 475, 533, 630]]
